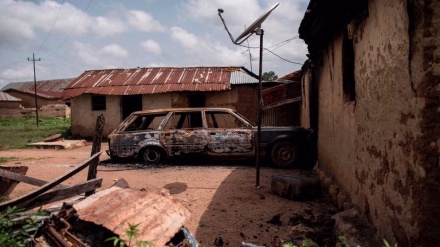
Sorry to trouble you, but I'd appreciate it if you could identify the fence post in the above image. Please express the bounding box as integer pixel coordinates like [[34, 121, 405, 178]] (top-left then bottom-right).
[[85, 114, 105, 196]]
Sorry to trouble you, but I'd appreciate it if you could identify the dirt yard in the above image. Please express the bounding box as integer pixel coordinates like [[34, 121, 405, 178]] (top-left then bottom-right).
[[1, 143, 338, 247]]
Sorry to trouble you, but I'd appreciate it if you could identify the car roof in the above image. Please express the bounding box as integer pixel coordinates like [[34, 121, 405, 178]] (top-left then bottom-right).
[[132, 107, 236, 115]]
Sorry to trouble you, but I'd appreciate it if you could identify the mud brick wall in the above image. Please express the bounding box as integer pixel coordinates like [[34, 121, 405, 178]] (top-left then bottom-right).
[[299, 0, 440, 246]]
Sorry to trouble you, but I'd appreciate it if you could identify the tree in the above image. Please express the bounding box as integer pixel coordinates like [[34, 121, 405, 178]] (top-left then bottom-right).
[[262, 71, 278, 81]]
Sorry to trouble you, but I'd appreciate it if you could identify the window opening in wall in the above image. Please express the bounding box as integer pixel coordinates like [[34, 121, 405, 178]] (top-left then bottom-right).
[[91, 95, 106, 111], [342, 32, 356, 102], [189, 95, 205, 107]]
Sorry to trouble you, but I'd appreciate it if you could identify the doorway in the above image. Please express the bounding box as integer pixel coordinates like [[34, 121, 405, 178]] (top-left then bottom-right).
[[189, 95, 205, 107], [122, 95, 143, 120]]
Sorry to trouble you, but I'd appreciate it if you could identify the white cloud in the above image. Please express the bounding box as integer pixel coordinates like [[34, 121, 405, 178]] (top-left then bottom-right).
[[170, 26, 245, 66], [0, 0, 89, 49], [92, 16, 127, 37], [126, 10, 166, 32], [101, 44, 129, 58], [141, 40, 162, 55]]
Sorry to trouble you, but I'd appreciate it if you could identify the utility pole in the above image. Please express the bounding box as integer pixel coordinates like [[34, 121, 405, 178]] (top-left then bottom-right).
[[28, 53, 41, 127]]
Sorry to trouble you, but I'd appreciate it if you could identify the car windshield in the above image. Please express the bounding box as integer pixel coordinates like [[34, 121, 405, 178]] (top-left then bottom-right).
[[232, 110, 255, 126]]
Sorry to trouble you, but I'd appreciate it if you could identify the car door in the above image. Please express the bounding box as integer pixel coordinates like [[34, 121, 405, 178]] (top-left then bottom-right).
[[205, 110, 253, 153], [159, 111, 208, 156]]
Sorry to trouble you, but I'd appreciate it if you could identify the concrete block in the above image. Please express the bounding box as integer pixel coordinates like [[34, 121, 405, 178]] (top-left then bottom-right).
[[271, 174, 321, 200]]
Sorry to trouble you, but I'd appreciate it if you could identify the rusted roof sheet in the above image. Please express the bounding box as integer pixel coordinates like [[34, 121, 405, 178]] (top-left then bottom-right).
[[2, 78, 73, 99], [63, 66, 258, 99], [0, 92, 21, 101], [73, 187, 190, 247], [276, 70, 302, 83], [262, 81, 302, 109]]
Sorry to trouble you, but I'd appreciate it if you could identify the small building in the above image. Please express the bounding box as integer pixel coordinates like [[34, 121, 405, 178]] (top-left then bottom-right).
[[298, 0, 439, 246], [262, 70, 302, 126], [2, 78, 73, 108], [63, 66, 268, 138], [0, 92, 22, 117], [2, 78, 72, 118]]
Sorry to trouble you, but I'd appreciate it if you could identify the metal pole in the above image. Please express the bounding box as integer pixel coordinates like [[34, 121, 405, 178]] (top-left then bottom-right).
[[256, 28, 264, 188]]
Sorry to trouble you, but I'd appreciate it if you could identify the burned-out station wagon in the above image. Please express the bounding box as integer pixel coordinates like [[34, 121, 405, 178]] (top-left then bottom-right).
[[107, 108, 315, 168]]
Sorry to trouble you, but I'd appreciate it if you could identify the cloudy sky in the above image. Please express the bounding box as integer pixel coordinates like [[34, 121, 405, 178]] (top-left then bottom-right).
[[0, 0, 309, 88]]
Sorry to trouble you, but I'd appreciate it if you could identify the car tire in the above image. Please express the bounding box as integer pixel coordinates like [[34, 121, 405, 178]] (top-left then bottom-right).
[[142, 147, 163, 165], [270, 141, 298, 168]]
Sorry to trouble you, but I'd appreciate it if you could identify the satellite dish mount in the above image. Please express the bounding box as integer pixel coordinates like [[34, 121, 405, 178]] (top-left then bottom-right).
[[218, 3, 280, 187]]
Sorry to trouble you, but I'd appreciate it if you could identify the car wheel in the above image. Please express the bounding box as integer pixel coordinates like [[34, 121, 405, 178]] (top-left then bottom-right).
[[142, 147, 162, 165], [271, 141, 298, 168]]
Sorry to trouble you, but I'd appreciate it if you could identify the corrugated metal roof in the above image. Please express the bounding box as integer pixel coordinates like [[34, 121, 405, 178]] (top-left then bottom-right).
[[63, 66, 258, 99], [73, 187, 190, 247], [2, 78, 73, 99], [262, 81, 302, 109], [276, 70, 302, 83], [0, 92, 21, 101]]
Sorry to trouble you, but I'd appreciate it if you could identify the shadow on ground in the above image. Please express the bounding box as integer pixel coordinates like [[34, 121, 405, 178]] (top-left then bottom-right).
[[193, 166, 338, 247]]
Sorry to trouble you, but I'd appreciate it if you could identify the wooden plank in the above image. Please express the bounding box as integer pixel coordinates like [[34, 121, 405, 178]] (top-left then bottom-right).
[[0, 166, 28, 197], [0, 169, 66, 189], [0, 152, 101, 212], [86, 114, 105, 196], [18, 178, 102, 210]]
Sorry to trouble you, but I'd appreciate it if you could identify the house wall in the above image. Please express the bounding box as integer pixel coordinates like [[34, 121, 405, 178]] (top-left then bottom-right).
[[300, 0, 439, 245], [300, 69, 312, 129], [70, 87, 259, 138], [71, 94, 121, 138], [5, 91, 60, 108], [0, 101, 21, 109]]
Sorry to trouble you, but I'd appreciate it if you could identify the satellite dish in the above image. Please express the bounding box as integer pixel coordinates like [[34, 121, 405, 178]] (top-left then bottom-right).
[[235, 2, 279, 43]]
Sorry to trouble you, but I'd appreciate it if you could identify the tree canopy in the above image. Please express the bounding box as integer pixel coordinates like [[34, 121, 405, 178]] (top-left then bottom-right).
[[262, 71, 278, 81]]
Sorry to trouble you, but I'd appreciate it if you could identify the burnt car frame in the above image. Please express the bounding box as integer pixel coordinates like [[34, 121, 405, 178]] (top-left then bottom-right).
[[107, 107, 315, 168]]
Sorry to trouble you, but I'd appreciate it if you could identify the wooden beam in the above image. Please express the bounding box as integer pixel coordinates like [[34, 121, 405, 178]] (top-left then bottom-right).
[[0, 169, 66, 189], [17, 178, 102, 210], [0, 166, 27, 197], [0, 152, 101, 212]]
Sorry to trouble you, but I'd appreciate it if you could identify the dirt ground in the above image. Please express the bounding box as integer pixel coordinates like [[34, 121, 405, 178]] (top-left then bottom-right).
[[1, 143, 338, 247]]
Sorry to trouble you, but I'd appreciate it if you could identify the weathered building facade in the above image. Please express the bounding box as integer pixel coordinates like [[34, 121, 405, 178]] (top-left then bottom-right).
[[0, 92, 22, 117], [2, 79, 72, 108], [63, 67, 264, 137], [298, 0, 439, 246], [1, 79, 72, 118]]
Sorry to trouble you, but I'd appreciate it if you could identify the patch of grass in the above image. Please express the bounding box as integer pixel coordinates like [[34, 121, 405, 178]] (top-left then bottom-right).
[[0, 116, 71, 150], [0, 157, 20, 164]]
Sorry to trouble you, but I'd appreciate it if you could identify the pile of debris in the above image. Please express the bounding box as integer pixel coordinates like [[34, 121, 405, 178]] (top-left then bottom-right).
[[0, 153, 196, 247]]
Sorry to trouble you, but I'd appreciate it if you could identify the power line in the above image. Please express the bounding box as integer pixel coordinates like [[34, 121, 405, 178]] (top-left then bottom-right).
[[44, 0, 93, 58], [37, 0, 65, 53], [0, 59, 26, 70], [239, 36, 304, 65]]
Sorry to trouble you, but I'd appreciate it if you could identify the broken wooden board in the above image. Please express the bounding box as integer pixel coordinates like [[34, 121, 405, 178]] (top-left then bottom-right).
[[0, 166, 28, 197], [0, 152, 101, 212], [0, 168, 66, 189], [26, 139, 87, 149], [18, 178, 102, 210]]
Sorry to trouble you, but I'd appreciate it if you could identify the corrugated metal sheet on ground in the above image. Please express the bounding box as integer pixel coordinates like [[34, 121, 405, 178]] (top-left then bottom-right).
[[2, 78, 73, 99], [0, 92, 21, 101], [73, 187, 190, 247], [63, 67, 258, 99]]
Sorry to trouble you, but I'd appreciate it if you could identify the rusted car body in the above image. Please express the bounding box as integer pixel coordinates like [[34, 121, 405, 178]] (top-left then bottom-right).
[[107, 108, 314, 168]]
